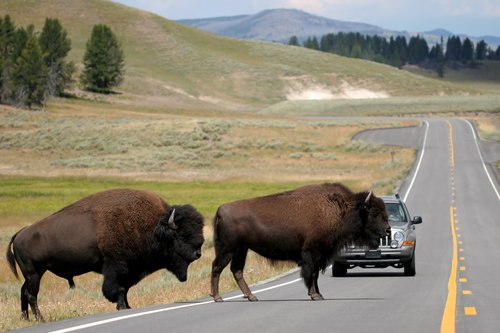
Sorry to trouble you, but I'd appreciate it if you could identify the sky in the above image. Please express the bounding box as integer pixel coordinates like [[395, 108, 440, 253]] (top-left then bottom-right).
[[112, 0, 500, 37]]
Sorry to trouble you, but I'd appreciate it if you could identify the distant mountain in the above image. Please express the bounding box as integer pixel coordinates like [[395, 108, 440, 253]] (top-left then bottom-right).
[[178, 8, 391, 42], [178, 8, 499, 47]]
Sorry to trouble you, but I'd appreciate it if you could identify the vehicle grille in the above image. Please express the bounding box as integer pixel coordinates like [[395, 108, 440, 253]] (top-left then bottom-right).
[[379, 234, 392, 247], [346, 234, 392, 250]]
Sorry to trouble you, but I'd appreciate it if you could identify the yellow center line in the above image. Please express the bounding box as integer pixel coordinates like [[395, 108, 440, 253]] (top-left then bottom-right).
[[441, 121, 458, 333], [441, 206, 458, 333]]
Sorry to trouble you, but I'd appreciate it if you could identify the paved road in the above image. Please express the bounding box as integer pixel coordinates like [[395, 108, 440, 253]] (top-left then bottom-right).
[[13, 119, 500, 333]]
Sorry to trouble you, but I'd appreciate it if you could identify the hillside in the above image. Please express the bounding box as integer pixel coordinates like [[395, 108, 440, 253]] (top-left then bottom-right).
[[0, 0, 469, 112]]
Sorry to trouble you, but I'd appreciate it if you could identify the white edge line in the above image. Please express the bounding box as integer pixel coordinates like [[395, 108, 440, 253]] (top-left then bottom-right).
[[464, 119, 500, 201], [403, 120, 429, 202], [48, 278, 302, 333]]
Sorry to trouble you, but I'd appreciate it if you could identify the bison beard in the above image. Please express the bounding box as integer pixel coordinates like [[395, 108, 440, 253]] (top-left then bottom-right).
[[210, 183, 390, 302], [6, 189, 204, 322]]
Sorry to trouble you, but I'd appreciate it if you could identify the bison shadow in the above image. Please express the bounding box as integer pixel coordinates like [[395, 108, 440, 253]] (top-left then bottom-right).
[[333, 271, 406, 278]]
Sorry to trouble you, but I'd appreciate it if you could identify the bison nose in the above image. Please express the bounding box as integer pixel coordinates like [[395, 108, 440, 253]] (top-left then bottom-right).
[[386, 227, 391, 236], [195, 249, 202, 259]]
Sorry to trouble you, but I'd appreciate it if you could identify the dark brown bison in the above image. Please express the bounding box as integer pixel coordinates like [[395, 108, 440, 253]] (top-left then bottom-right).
[[6, 188, 204, 321], [210, 183, 389, 302]]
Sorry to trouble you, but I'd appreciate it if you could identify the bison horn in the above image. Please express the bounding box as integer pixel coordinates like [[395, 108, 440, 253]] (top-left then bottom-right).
[[168, 208, 178, 229], [364, 191, 372, 204]]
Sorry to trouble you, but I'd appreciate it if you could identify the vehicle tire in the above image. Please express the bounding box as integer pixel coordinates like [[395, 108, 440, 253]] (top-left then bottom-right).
[[404, 251, 416, 276], [332, 262, 348, 277]]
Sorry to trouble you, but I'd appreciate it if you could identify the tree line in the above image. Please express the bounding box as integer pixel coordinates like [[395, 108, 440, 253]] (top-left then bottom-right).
[[289, 32, 500, 77], [0, 15, 124, 109]]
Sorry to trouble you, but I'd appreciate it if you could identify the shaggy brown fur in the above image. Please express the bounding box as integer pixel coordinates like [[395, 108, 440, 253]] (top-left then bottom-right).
[[210, 183, 389, 302], [6, 188, 204, 322]]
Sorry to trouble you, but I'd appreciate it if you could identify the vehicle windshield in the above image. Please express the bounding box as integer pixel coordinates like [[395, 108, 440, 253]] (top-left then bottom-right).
[[385, 202, 408, 226]]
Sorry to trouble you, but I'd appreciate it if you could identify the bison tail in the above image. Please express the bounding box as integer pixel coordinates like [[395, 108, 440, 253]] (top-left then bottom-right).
[[212, 209, 222, 255], [6, 229, 23, 280]]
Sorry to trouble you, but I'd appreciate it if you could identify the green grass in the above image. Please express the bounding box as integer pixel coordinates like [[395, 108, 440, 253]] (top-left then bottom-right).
[[0, 176, 315, 222]]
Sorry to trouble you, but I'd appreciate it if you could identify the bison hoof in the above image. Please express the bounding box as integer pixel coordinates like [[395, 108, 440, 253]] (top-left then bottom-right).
[[213, 296, 224, 302], [311, 293, 324, 301], [246, 294, 258, 302]]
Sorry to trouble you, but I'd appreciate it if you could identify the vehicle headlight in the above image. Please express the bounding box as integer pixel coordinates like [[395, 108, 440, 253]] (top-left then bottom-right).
[[393, 231, 404, 242]]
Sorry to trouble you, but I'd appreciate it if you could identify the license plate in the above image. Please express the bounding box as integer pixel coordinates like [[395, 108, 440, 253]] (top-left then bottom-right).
[[365, 250, 381, 259]]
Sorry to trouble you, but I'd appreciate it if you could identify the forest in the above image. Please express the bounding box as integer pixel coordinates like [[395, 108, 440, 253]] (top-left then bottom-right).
[[289, 32, 500, 76]]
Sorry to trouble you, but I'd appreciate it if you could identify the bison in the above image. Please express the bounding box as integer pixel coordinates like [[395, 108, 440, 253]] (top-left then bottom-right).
[[6, 188, 204, 322], [210, 183, 390, 302]]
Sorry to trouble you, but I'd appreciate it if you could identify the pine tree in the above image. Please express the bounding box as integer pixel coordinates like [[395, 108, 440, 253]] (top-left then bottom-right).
[[476, 40, 488, 60], [461, 38, 474, 64], [39, 18, 74, 96], [0, 15, 17, 103], [80, 24, 124, 93], [288, 35, 299, 46], [14, 32, 47, 108]]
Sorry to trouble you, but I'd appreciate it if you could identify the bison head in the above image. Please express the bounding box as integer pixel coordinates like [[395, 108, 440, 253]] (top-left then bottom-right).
[[154, 205, 204, 281], [343, 191, 390, 248]]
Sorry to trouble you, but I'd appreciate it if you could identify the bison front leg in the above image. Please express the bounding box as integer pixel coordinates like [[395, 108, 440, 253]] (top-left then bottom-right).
[[116, 287, 131, 310], [300, 250, 324, 301], [231, 248, 257, 301], [102, 267, 130, 310]]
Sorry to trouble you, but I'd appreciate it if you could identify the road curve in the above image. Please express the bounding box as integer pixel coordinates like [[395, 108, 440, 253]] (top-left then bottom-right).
[[12, 118, 500, 333]]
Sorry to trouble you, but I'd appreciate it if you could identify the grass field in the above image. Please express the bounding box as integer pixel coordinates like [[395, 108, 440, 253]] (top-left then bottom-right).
[[261, 94, 500, 117]]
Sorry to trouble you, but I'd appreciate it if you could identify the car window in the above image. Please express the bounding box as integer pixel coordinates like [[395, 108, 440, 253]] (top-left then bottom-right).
[[385, 202, 408, 223]]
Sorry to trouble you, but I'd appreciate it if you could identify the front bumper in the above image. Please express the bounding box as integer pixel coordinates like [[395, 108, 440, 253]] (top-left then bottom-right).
[[335, 245, 414, 267]]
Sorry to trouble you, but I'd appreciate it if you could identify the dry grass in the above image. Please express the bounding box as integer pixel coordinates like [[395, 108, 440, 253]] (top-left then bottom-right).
[[0, 104, 415, 191]]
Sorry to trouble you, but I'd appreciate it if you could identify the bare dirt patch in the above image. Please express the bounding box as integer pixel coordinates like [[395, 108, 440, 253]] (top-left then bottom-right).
[[285, 80, 389, 101]]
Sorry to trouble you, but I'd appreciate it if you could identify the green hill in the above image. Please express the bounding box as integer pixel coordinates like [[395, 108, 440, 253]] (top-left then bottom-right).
[[0, 0, 472, 111]]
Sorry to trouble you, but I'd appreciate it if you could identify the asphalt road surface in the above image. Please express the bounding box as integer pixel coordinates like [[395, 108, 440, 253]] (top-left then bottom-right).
[[13, 118, 500, 333]]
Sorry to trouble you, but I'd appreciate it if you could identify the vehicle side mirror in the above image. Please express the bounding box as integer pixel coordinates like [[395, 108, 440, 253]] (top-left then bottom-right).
[[412, 216, 422, 225]]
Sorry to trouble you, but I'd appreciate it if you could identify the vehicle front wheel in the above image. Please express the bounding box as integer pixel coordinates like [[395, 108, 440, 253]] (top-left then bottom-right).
[[332, 262, 348, 277], [404, 251, 416, 276]]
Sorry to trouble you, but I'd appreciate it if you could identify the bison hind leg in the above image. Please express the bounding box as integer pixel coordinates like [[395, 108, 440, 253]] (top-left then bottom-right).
[[210, 252, 233, 302], [68, 277, 75, 289], [231, 248, 258, 302], [25, 274, 44, 322], [20, 282, 29, 320]]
